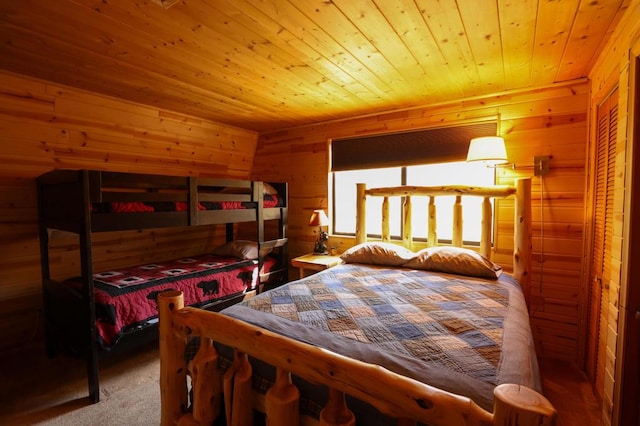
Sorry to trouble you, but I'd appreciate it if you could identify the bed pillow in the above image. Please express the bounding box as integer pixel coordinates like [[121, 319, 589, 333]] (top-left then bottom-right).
[[403, 246, 502, 279], [219, 182, 278, 195], [262, 183, 278, 195], [212, 240, 270, 260], [340, 242, 415, 266]]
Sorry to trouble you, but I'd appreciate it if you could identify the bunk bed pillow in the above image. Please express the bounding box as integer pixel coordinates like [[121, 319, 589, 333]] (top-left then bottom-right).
[[403, 246, 502, 279], [340, 242, 415, 266], [212, 240, 270, 260], [263, 183, 278, 195], [219, 182, 278, 195]]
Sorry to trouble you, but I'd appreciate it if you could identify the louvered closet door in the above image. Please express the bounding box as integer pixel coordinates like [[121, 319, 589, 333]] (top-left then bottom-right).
[[587, 87, 618, 395]]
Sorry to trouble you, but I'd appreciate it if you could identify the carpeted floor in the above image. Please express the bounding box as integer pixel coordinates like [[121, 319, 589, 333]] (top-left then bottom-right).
[[0, 335, 602, 425], [0, 338, 160, 426]]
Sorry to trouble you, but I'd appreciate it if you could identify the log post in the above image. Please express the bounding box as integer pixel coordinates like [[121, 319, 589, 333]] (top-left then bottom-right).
[[158, 290, 188, 426], [356, 183, 367, 244], [428, 196, 437, 247], [265, 368, 300, 426], [229, 351, 253, 426], [493, 384, 556, 425], [381, 196, 390, 241], [319, 388, 355, 426], [513, 178, 532, 308], [480, 197, 492, 258], [191, 337, 221, 424], [403, 195, 413, 250], [452, 195, 463, 247]]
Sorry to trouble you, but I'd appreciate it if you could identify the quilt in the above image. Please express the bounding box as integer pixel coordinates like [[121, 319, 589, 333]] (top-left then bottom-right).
[[67, 254, 275, 349], [219, 263, 540, 416]]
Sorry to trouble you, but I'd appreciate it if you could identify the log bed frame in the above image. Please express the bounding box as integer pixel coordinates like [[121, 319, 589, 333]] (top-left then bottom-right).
[[158, 177, 557, 426]]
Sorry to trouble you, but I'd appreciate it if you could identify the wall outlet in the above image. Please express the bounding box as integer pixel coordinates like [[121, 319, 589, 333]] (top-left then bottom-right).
[[534, 156, 550, 176]]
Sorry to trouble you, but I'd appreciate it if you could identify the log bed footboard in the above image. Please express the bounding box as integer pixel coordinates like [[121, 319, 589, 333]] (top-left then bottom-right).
[[158, 291, 557, 426]]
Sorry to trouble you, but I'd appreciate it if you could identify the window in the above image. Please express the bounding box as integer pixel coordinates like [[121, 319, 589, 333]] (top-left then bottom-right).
[[334, 166, 402, 237], [330, 122, 499, 244], [332, 161, 495, 244]]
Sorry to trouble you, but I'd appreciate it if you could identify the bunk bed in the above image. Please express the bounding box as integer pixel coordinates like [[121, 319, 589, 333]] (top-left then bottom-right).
[[36, 169, 288, 403], [158, 177, 557, 425]]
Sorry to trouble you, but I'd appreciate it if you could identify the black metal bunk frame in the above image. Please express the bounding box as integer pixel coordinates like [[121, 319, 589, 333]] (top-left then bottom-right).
[[36, 169, 288, 403]]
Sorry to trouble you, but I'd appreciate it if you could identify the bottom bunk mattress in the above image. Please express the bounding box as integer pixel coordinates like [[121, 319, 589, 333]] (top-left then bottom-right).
[[65, 253, 277, 349], [213, 262, 540, 420]]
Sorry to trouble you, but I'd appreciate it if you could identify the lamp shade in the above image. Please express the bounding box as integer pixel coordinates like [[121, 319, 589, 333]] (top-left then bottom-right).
[[309, 209, 329, 227], [466, 136, 508, 166]]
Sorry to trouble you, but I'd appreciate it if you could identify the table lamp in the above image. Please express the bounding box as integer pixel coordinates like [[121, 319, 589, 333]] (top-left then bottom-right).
[[309, 209, 329, 254]]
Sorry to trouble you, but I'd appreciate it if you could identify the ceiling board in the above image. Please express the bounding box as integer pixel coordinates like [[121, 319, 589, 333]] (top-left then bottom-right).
[[0, 0, 630, 132]]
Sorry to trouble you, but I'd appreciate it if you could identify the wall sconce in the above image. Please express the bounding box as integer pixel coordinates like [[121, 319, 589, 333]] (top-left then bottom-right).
[[309, 209, 330, 255], [466, 136, 509, 167]]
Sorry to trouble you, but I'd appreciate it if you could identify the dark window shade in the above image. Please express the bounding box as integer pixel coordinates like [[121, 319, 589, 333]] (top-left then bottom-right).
[[331, 122, 497, 171]]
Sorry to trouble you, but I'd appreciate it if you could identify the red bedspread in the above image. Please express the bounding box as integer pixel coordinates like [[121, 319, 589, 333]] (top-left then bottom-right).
[[90, 194, 283, 213], [67, 254, 276, 349]]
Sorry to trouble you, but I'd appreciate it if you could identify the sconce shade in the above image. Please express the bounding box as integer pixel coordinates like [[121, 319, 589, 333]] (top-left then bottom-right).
[[309, 209, 330, 227], [466, 136, 508, 166]]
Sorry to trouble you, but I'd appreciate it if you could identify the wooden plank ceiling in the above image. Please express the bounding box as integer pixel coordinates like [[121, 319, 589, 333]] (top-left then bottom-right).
[[0, 0, 630, 132]]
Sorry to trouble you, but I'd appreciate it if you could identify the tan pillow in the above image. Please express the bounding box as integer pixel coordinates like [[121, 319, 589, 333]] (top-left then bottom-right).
[[263, 182, 278, 195], [219, 182, 278, 195], [404, 246, 502, 279], [212, 240, 270, 260], [340, 242, 415, 266]]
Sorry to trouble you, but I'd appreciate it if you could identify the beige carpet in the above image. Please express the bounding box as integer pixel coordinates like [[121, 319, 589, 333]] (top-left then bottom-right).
[[0, 339, 161, 425], [0, 336, 602, 426]]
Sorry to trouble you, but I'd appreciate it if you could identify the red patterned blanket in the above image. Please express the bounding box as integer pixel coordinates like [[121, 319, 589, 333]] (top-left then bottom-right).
[[67, 254, 275, 349]]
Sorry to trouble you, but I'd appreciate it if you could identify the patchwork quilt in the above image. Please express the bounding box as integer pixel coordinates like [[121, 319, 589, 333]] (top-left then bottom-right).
[[220, 263, 540, 415]]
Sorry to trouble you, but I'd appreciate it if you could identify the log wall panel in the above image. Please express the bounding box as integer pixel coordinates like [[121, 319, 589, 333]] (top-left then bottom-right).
[[0, 70, 258, 352], [253, 81, 589, 363]]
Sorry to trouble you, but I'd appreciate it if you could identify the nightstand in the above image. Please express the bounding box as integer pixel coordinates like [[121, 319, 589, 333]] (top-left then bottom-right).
[[291, 253, 343, 278]]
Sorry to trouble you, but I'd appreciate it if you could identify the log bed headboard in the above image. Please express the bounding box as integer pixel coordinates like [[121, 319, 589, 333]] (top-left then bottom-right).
[[355, 177, 532, 306], [158, 177, 555, 426]]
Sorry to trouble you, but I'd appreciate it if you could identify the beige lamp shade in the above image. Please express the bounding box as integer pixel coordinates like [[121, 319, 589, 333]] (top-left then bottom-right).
[[309, 209, 329, 227], [466, 136, 508, 166]]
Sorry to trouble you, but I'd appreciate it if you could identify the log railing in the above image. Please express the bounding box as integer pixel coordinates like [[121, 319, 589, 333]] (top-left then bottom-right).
[[159, 290, 556, 426]]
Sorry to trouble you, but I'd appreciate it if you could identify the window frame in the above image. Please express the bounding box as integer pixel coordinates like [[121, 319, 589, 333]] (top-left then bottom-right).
[[330, 162, 496, 246]]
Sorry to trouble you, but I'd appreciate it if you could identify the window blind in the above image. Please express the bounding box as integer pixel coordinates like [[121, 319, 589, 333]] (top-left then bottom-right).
[[331, 122, 497, 171]]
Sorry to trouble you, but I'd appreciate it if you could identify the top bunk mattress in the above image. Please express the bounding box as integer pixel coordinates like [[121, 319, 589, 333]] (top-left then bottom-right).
[[89, 194, 284, 214]]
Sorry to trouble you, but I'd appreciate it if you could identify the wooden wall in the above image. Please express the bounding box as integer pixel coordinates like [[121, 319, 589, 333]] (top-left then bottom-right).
[[587, 0, 640, 423], [0, 70, 259, 353], [252, 82, 590, 363], [0, 63, 594, 382]]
